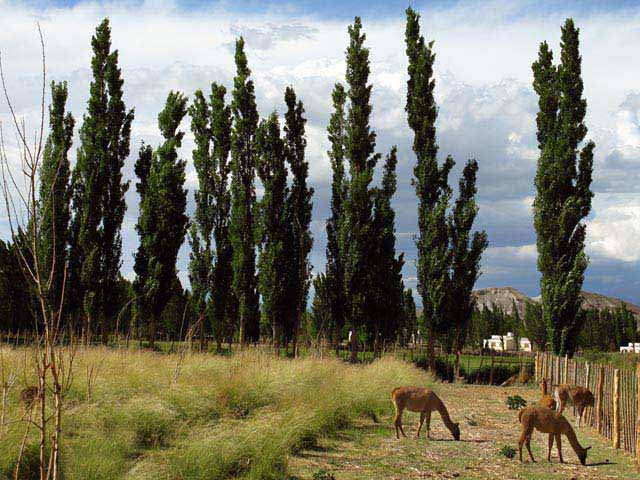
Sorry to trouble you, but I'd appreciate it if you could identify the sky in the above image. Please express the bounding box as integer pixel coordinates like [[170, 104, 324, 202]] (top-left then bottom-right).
[[1, 0, 639, 306]]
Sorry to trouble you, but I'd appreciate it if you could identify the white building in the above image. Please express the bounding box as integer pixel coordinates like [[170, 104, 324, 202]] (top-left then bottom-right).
[[483, 332, 532, 352], [620, 342, 640, 353]]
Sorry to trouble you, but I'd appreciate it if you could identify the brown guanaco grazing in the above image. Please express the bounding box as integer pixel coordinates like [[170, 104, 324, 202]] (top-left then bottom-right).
[[554, 384, 595, 428], [537, 378, 557, 410], [518, 406, 591, 465], [19, 385, 39, 409], [391, 386, 460, 441]]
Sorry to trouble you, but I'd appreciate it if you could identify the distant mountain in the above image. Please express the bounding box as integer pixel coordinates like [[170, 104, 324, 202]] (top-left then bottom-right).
[[472, 287, 533, 318], [473, 287, 640, 319]]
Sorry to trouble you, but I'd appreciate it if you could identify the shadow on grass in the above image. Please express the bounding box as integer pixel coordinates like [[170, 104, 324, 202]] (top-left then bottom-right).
[[427, 437, 491, 443], [585, 461, 617, 467]]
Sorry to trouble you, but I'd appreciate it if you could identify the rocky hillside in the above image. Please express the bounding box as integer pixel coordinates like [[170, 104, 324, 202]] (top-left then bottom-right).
[[473, 287, 640, 318]]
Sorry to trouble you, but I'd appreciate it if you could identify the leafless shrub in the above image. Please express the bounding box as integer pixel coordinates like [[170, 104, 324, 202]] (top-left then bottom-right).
[[0, 23, 76, 480]]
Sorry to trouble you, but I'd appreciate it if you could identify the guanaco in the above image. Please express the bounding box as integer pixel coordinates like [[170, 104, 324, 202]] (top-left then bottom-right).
[[537, 378, 556, 410], [518, 406, 591, 465], [391, 386, 460, 441], [19, 385, 39, 409], [554, 384, 594, 428]]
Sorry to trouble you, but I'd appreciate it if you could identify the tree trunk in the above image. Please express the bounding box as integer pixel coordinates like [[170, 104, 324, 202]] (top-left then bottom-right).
[[198, 313, 205, 352], [427, 327, 436, 372], [148, 318, 156, 350], [350, 326, 358, 363]]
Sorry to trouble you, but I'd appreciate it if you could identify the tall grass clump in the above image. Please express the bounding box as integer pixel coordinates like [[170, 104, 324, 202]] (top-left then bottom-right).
[[0, 347, 431, 479]]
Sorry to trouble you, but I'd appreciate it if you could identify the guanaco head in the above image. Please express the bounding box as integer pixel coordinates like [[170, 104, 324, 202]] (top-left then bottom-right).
[[452, 422, 460, 441], [585, 391, 595, 407], [578, 445, 591, 465], [538, 378, 549, 393]]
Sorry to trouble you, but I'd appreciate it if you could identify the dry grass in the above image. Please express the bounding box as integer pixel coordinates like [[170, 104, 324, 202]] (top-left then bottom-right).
[[0, 346, 636, 479], [0, 345, 430, 479]]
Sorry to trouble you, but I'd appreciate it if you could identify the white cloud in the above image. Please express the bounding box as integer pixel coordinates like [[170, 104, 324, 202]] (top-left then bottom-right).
[[0, 0, 639, 300], [587, 195, 640, 263]]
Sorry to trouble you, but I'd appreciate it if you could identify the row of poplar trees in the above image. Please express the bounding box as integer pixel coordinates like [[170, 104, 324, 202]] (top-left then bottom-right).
[[7, 12, 592, 359], [311, 10, 489, 365], [5, 11, 489, 358], [17, 20, 316, 350]]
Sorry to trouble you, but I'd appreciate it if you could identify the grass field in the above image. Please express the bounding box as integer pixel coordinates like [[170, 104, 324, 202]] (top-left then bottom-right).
[[0, 347, 635, 479], [289, 383, 637, 479], [0, 346, 429, 479]]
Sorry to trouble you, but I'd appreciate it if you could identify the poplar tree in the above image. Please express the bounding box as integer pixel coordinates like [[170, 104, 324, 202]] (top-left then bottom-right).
[[70, 18, 133, 343], [256, 112, 289, 349], [134, 92, 189, 348], [39, 81, 74, 315], [369, 147, 405, 352], [188, 89, 214, 350], [325, 83, 347, 353], [283, 87, 314, 355], [133, 143, 152, 339], [402, 289, 418, 345], [230, 38, 260, 345], [448, 159, 488, 377], [209, 84, 234, 351], [532, 19, 594, 356], [341, 17, 380, 363], [405, 7, 454, 371]]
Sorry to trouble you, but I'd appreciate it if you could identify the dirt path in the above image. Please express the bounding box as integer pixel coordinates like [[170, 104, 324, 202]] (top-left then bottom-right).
[[289, 383, 637, 479]]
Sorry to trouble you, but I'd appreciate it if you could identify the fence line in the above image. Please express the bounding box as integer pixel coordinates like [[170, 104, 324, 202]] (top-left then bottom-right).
[[535, 352, 639, 464]]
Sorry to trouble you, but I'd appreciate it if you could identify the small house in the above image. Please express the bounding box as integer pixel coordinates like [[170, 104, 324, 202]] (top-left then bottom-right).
[[620, 342, 640, 353], [483, 332, 532, 352]]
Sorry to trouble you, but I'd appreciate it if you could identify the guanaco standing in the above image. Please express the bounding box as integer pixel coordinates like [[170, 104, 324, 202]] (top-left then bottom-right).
[[391, 386, 460, 441], [518, 405, 591, 465], [537, 378, 557, 410], [554, 384, 594, 428]]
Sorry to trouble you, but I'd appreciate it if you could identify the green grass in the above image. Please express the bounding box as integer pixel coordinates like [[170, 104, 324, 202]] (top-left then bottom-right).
[[288, 383, 638, 479], [0, 346, 431, 479], [579, 350, 640, 370]]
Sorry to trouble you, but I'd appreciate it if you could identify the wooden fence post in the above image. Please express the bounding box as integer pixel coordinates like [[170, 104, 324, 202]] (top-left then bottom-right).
[[534, 352, 539, 381], [564, 354, 569, 384], [613, 368, 620, 449], [596, 366, 605, 433], [636, 363, 640, 466]]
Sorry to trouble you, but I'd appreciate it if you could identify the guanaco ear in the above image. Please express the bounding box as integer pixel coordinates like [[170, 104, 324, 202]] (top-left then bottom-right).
[[585, 446, 592, 451]]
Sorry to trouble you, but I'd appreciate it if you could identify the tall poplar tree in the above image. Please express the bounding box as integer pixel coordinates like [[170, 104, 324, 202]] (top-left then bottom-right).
[[402, 289, 418, 345], [39, 81, 75, 315], [341, 17, 380, 363], [283, 87, 313, 355], [209, 84, 235, 351], [405, 7, 454, 371], [133, 143, 152, 339], [230, 38, 260, 345], [325, 83, 347, 353], [70, 18, 133, 343], [448, 159, 488, 377], [532, 19, 594, 356], [134, 92, 189, 348], [369, 147, 405, 352], [256, 112, 289, 349], [188, 89, 214, 350]]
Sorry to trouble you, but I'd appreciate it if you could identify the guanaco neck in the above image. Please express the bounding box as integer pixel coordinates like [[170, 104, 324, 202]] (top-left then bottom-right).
[[564, 424, 587, 456], [541, 381, 548, 396], [435, 398, 456, 433]]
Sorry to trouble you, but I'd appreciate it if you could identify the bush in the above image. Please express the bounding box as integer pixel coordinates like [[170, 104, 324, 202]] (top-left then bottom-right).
[[506, 395, 527, 410], [413, 355, 530, 385], [500, 445, 516, 459], [313, 469, 337, 480]]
